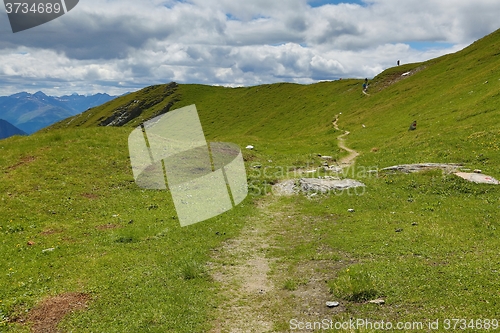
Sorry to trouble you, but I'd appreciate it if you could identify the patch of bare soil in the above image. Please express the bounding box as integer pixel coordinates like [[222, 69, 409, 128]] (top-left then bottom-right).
[[6, 155, 37, 171], [26, 292, 90, 333], [96, 224, 121, 230], [81, 193, 99, 200], [40, 229, 63, 236], [372, 65, 427, 92]]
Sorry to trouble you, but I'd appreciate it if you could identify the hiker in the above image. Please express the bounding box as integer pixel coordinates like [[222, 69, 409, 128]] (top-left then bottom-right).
[[397, 60, 400, 66], [408, 120, 417, 131], [363, 78, 368, 92]]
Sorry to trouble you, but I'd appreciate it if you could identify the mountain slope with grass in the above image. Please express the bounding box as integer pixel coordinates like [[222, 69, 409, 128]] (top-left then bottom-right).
[[1, 29, 500, 332], [49, 28, 500, 173]]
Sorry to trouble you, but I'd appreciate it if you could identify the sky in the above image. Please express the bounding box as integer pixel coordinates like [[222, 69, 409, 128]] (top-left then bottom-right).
[[0, 0, 500, 96]]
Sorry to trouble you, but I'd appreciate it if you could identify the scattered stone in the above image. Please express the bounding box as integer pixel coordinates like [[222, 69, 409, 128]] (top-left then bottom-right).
[[326, 301, 340, 308], [27, 240, 35, 246], [454, 172, 499, 185], [473, 169, 482, 174], [321, 156, 333, 160], [246, 145, 254, 150], [300, 178, 365, 194], [253, 164, 262, 169], [381, 163, 462, 174], [368, 299, 385, 305], [324, 166, 343, 173], [412, 222, 418, 226], [42, 248, 55, 253], [395, 228, 403, 233], [348, 209, 355, 213], [273, 178, 366, 196], [272, 179, 299, 196]]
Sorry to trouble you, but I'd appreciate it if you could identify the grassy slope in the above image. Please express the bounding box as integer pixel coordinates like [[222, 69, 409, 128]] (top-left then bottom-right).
[[1, 29, 500, 331]]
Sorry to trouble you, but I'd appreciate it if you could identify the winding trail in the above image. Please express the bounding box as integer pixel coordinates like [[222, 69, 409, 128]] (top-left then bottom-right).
[[332, 115, 359, 167]]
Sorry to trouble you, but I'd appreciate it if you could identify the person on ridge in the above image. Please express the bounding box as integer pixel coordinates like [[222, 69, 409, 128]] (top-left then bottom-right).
[[363, 78, 368, 92]]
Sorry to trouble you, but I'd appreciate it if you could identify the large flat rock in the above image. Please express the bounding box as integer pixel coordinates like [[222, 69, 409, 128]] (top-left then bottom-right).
[[381, 163, 462, 174], [273, 178, 366, 196], [454, 172, 500, 185]]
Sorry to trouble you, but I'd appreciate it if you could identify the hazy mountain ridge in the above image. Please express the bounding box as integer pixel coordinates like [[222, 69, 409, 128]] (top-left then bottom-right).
[[0, 91, 116, 135]]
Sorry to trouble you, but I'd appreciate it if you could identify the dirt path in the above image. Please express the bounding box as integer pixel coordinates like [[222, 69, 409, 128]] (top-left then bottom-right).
[[209, 197, 347, 332], [209, 200, 277, 333], [332, 115, 359, 167]]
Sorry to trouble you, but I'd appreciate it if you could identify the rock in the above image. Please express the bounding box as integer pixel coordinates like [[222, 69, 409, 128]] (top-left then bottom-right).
[[321, 156, 333, 160], [246, 145, 254, 150], [42, 248, 55, 253], [326, 301, 340, 308], [324, 166, 343, 173], [300, 178, 365, 194], [348, 209, 355, 213], [368, 299, 385, 305], [272, 180, 298, 196], [395, 228, 403, 233], [382, 163, 462, 174], [454, 172, 499, 185], [273, 178, 366, 196], [473, 169, 482, 174], [412, 222, 418, 226]]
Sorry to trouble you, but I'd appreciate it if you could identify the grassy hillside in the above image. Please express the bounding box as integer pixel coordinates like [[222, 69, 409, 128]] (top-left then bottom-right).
[[48, 28, 500, 174], [1, 29, 499, 332]]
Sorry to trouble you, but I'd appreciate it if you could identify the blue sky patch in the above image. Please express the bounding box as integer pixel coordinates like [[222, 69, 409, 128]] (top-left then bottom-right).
[[407, 41, 455, 51]]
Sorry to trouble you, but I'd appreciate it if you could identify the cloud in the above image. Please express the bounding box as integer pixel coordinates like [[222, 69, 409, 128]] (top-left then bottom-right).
[[0, 0, 499, 95]]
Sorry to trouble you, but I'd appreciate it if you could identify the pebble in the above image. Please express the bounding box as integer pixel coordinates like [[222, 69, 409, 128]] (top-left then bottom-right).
[[348, 209, 355, 213], [246, 145, 254, 150], [326, 301, 340, 308], [368, 299, 385, 305]]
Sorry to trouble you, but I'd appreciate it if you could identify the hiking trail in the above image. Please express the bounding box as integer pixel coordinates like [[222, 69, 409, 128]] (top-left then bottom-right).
[[332, 115, 359, 168]]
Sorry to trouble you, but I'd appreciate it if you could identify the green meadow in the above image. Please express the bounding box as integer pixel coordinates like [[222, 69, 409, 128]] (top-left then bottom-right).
[[1, 29, 500, 332]]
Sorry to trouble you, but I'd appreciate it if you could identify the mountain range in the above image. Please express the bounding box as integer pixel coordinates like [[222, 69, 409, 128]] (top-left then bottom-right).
[[0, 91, 116, 135], [0, 118, 26, 139]]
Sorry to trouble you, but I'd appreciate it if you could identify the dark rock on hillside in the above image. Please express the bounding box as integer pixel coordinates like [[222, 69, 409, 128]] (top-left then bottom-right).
[[99, 82, 178, 127]]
